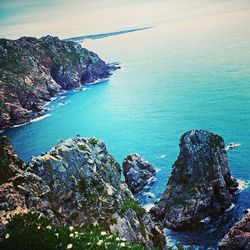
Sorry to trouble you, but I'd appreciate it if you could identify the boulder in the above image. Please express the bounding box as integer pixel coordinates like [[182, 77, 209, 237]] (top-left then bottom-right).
[[151, 130, 238, 230], [123, 153, 156, 194], [219, 210, 250, 250]]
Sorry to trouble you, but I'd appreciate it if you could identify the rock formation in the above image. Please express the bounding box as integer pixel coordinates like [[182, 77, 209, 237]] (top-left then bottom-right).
[[0, 136, 166, 249], [0, 36, 118, 129], [0, 136, 24, 184], [151, 130, 238, 230], [219, 210, 250, 250], [122, 153, 156, 194]]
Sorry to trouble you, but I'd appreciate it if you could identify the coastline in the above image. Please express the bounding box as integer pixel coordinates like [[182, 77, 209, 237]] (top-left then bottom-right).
[[1, 75, 117, 133]]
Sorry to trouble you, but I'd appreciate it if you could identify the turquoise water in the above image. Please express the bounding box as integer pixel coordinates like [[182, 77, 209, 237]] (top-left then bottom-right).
[[3, 11, 250, 248]]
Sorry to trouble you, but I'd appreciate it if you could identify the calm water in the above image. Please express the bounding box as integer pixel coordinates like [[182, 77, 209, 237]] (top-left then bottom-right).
[[2, 7, 250, 249]]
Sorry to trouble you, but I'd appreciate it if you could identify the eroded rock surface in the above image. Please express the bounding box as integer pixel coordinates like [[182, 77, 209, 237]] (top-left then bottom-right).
[[123, 153, 156, 194], [219, 211, 250, 250], [0, 36, 118, 129], [0, 136, 24, 184], [0, 136, 166, 249], [151, 130, 238, 230]]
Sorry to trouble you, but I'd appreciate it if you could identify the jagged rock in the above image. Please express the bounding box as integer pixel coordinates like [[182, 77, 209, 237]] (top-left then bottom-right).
[[123, 153, 156, 194], [219, 211, 250, 250], [0, 36, 118, 129], [0, 137, 166, 249], [151, 130, 238, 230], [0, 136, 24, 184]]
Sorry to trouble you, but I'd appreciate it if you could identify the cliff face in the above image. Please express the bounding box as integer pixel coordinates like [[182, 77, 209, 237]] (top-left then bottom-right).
[[0, 136, 24, 184], [219, 211, 250, 250], [0, 136, 166, 249], [0, 36, 117, 129], [151, 130, 238, 230]]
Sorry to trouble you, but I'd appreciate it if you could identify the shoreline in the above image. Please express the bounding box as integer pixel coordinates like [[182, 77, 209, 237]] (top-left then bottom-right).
[[0, 74, 117, 133]]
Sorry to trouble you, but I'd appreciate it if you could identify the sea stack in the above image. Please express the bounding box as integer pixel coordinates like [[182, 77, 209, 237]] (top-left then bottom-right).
[[122, 153, 156, 194], [151, 130, 238, 230]]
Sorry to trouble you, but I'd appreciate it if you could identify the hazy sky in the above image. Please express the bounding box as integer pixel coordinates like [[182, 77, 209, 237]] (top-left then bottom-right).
[[0, 0, 250, 39]]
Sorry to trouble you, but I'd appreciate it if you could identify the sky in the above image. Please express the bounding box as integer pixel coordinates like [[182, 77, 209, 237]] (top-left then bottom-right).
[[0, 0, 250, 39]]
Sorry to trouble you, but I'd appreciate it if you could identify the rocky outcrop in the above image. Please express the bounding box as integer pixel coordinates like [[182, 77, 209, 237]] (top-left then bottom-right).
[[151, 130, 238, 230], [0, 136, 24, 184], [0, 36, 118, 129], [0, 136, 166, 249], [219, 210, 250, 250], [123, 153, 156, 194]]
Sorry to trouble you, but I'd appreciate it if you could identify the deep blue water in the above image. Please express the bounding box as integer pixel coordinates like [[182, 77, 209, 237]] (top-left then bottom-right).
[[2, 13, 250, 249]]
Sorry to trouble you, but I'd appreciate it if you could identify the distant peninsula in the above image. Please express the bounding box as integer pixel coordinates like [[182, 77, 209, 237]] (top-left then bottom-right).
[[66, 26, 153, 43]]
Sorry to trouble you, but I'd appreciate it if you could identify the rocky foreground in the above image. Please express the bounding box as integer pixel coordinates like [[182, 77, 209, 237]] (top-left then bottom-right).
[[151, 130, 238, 230], [0, 36, 118, 129], [0, 136, 166, 249]]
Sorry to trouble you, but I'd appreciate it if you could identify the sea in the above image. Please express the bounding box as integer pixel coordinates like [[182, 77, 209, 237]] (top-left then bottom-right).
[[2, 5, 250, 249]]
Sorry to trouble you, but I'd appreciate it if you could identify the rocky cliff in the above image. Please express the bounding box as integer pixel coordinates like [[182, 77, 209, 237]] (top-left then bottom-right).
[[0, 36, 117, 129], [0, 136, 166, 249], [151, 130, 238, 230], [219, 210, 250, 250]]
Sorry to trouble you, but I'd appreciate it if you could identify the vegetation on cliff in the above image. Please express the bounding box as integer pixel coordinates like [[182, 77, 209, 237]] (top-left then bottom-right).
[[0, 36, 117, 129]]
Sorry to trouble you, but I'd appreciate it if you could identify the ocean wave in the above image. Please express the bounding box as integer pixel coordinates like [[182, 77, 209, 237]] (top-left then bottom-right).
[[30, 114, 51, 123], [157, 154, 167, 159], [237, 179, 250, 193], [55, 101, 71, 107], [225, 203, 236, 212]]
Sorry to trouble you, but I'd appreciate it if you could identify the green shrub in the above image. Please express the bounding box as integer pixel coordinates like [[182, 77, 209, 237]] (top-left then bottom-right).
[[0, 212, 152, 250], [120, 197, 145, 217], [88, 138, 98, 147]]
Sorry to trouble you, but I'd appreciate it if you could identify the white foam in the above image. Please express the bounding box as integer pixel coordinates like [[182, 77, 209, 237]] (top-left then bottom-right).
[[12, 114, 52, 128], [55, 101, 71, 107], [143, 192, 155, 198], [143, 203, 154, 212], [225, 203, 235, 212], [237, 179, 250, 192], [200, 216, 211, 223]]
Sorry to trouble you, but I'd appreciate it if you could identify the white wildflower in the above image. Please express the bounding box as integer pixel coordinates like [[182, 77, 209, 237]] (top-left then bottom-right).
[[120, 242, 126, 247], [5, 233, 10, 239], [46, 225, 52, 230], [100, 231, 107, 236], [66, 243, 73, 249], [55, 233, 59, 238], [97, 240, 103, 246], [69, 233, 74, 238], [116, 237, 120, 241], [69, 226, 74, 231]]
